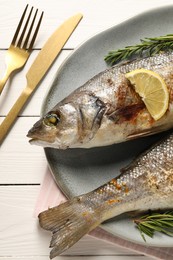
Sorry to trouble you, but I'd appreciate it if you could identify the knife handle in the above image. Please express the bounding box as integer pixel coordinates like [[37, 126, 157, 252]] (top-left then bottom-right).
[[0, 85, 32, 144]]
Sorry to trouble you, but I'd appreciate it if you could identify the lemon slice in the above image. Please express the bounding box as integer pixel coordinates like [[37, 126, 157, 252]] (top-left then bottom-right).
[[125, 68, 169, 120]]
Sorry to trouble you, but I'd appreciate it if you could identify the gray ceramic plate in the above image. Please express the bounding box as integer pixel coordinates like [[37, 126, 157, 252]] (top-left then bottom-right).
[[42, 6, 173, 247]]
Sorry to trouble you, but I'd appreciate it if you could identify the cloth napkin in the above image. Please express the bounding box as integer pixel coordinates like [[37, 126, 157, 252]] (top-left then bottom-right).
[[35, 169, 173, 260]]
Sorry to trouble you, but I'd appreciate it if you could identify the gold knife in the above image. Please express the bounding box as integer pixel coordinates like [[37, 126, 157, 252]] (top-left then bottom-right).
[[0, 13, 83, 144]]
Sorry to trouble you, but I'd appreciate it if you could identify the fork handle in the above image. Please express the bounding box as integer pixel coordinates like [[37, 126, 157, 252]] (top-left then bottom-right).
[[0, 84, 32, 144], [0, 68, 13, 94]]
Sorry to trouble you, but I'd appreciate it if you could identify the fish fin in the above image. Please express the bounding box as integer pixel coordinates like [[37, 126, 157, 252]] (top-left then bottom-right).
[[126, 210, 145, 217], [127, 127, 162, 140], [127, 123, 173, 141], [38, 198, 99, 259], [127, 130, 153, 140]]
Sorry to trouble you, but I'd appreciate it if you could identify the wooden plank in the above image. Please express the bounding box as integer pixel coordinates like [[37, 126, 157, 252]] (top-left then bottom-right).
[[0, 257, 152, 260], [0, 117, 46, 184], [0, 186, 143, 257]]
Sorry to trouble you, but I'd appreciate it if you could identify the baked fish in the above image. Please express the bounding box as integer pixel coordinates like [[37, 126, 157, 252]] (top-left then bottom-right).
[[39, 131, 173, 259], [27, 52, 173, 149]]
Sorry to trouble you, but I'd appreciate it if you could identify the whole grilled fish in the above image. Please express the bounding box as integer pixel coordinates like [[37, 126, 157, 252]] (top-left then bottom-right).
[[39, 132, 173, 259], [28, 52, 173, 149]]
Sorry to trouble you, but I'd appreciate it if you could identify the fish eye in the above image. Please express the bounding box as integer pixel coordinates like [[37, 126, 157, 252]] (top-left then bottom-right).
[[43, 113, 60, 127]]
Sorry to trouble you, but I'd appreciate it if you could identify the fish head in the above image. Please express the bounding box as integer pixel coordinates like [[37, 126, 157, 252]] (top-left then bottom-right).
[[27, 103, 79, 149]]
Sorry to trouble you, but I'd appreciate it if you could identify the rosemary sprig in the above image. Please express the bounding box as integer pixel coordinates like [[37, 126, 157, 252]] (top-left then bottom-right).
[[105, 34, 173, 65], [134, 211, 173, 242]]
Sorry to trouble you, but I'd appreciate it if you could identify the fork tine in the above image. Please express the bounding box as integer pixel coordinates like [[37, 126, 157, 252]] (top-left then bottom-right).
[[11, 4, 28, 45], [23, 9, 38, 50], [28, 11, 44, 52], [17, 7, 34, 48]]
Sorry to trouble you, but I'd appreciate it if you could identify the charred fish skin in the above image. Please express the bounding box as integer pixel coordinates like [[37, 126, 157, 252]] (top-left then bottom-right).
[[28, 52, 173, 149], [39, 132, 173, 258]]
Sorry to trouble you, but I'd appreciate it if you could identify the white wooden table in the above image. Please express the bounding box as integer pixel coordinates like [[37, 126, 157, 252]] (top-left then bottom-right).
[[1, 0, 172, 259]]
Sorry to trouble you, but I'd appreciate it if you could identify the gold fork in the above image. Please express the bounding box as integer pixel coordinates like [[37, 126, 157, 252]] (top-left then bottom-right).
[[0, 4, 43, 95]]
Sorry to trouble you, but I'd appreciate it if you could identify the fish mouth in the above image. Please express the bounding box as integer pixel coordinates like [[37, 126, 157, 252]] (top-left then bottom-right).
[[28, 137, 68, 149], [28, 137, 39, 143], [28, 137, 53, 148], [27, 130, 55, 144], [28, 137, 42, 144], [27, 131, 51, 144]]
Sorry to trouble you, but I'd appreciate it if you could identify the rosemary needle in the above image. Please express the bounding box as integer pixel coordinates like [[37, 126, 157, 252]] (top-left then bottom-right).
[[105, 34, 173, 65], [134, 211, 173, 241]]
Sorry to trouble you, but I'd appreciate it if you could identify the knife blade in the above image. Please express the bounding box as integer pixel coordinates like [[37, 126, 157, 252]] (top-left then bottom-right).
[[0, 13, 83, 144]]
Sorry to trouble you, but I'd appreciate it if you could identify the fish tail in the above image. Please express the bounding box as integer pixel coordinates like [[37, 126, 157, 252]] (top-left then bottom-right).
[[38, 196, 101, 259]]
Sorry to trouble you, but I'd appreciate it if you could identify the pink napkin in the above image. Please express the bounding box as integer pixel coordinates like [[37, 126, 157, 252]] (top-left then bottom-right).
[[35, 169, 173, 260]]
